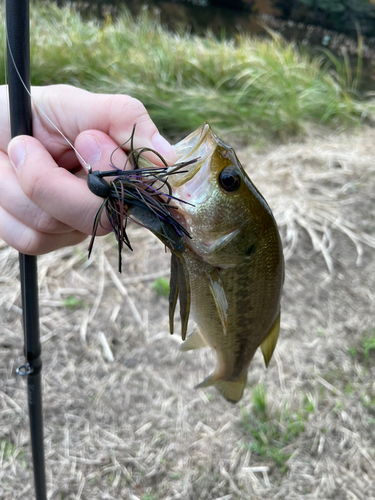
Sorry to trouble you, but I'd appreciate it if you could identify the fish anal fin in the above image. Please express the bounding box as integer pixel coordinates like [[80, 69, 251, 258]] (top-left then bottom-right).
[[260, 312, 280, 368], [206, 268, 228, 335], [195, 373, 247, 404], [179, 326, 208, 352]]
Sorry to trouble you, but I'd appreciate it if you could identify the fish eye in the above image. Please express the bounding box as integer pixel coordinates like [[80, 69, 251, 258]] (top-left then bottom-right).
[[218, 166, 241, 192]]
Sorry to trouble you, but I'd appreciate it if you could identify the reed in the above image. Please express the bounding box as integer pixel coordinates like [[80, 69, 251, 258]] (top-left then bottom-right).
[[0, 3, 373, 140]]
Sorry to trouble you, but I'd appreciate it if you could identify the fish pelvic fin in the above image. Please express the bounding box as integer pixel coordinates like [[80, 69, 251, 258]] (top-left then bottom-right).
[[195, 373, 247, 404], [169, 253, 179, 336], [177, 254, 191, 341], [260, 312, 281, 368], [169, 252, 191, 341], [179, 326, 208, 351], [206, 268, 228, 335]]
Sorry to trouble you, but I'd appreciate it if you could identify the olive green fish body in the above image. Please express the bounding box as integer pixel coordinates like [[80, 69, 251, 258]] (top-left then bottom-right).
[[147, 124, 284, 403], [180, 205, 283, 403]]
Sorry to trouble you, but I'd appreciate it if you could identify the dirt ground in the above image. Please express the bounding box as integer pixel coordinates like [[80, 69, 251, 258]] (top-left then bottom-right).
[[0, 126, 375, 500]]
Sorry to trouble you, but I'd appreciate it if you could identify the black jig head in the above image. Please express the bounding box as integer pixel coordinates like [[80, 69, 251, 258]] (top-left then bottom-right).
[[86, 127, 196, 272]]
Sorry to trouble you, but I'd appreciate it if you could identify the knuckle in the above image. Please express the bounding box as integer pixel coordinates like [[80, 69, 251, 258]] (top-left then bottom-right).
[[35, 211, 61, 234], [128, 97, 149, 122], [19, 168, 39, 201], [109, 95, 150, 126], [22, 169, 50, 209], [18, 229, 43, 256]]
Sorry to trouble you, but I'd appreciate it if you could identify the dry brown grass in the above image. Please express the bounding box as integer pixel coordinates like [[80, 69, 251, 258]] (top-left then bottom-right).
[[1, 127, 375, 500]]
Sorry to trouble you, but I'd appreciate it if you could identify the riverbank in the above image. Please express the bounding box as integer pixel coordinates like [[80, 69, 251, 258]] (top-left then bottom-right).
[[1, 3, 374, 141], [1, 126, 374, 499]]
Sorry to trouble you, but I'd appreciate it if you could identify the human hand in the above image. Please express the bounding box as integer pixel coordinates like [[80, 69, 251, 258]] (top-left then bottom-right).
[[0, 84, 177, 254]]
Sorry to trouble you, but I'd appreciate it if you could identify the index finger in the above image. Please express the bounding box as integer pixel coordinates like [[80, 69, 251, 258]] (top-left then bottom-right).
[[0, 85, 177, 166], [33, 85, 177, 166]]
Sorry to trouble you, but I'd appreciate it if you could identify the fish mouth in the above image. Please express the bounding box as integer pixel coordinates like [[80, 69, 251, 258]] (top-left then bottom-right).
[[165, 124, 241, 260], [163, 124, 218, 239], [168, 123, 217, 188]]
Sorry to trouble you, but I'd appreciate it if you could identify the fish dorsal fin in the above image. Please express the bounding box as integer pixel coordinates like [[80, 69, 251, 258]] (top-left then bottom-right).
[[179, 326, 208, 351], [206, 268, 228, 335], [169, 253, 191, 341], [260, 312, 280, 367]]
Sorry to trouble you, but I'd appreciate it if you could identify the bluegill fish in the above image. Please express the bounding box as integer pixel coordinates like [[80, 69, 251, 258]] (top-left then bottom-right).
[[134, 124, 284, 403], [88, 124, 284, 403]]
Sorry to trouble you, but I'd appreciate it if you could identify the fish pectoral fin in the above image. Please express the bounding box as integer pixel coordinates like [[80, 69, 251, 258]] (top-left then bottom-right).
[[179, 326, 208, 351], [195, 373, 247, 404], [260, 312, 280, 368], [206, 268, 228, 335]]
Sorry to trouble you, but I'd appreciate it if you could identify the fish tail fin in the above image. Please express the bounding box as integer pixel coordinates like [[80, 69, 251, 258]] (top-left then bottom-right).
[[260, 312, 280, 368], [195, 373, 247, 404]]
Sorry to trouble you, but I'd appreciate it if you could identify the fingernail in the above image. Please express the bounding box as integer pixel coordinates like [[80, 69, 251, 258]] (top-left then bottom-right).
[[151, 133, 176, 163], [8, 139, 26, 170], [76, 134, 101, 166]]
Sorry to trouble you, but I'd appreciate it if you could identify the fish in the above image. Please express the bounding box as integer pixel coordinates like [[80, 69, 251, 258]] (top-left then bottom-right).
[[87, 124, 284, 403], [133, 124, 284, 403]]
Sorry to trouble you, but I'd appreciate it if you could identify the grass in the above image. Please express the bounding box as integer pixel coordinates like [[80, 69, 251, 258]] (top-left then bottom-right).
[[240, 385, 312, 472], [152, 277, 170, 297], [349, 328, 375, 364], [62, 294, 84, 309], [362, 329, 375, 361], [1, 130, 375, 498], [319, 24, 364, 95], [1, 6, 375, 499], [0, 440, 26, 468], [141, 494, 157, 500], [0, 3, 373, 141]]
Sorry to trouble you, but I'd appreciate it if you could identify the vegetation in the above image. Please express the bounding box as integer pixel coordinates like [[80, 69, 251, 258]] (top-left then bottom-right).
[[1, 124, 375, 498], [152, 277, 170, 297], [0, 440, 26, 468], [240, 385, 312, 472], [349, 328, 375, 364], [0, 3, 372, 142], [62, 294, 84, 309], [362, 330, 375, 361]]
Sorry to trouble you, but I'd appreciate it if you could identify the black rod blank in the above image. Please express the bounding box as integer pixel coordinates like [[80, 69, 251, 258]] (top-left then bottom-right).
[[6, 1, 47, 499]]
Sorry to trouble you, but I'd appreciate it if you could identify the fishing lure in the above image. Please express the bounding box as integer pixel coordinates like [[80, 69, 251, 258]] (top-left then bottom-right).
[[86, 126, 196, 341], [86, 125, 196, 273]]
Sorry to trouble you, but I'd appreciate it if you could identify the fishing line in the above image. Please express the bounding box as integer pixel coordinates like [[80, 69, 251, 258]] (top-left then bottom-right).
[[4, 17, 90, 171], [2, 1, 11, 141], [3, 5, 196, 275]]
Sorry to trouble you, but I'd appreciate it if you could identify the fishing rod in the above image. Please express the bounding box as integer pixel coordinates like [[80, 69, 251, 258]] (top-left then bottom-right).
[[4, 4, 195, 496], [6, 0, 47, 498]]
